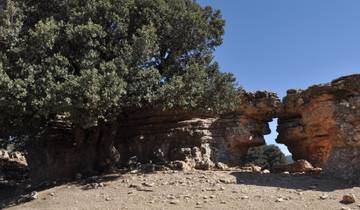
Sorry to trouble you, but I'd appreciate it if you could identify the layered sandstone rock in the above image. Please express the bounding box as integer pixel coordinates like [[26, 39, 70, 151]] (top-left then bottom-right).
[[25, 91, 279, 183], [115, 91, 280, 168], [26, 116, 120, 184], [277, 74, 360, 180], [0, 150, 28, 185]]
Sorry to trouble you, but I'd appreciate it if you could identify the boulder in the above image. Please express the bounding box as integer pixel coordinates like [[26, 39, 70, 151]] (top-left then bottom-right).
[[240, 163, 263, 173], [341, 194, 356, 204], [169, 161, 192, 171], [272, 159, 318, 174], [0, 149, 28, 185]]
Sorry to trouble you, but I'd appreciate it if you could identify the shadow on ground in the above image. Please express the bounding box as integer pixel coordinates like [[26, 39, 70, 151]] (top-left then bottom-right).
[[230, 171, 355, 192], [0, 164, 163, 209], [0, 173, 123, 209]]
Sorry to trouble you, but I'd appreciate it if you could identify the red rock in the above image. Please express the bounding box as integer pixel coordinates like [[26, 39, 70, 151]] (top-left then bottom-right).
[[277, 74, 360, 181], [272, 160, 315, 173]]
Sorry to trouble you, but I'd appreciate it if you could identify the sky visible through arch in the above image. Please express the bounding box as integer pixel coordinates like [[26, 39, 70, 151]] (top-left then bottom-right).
[[198, 0, 360, 155]]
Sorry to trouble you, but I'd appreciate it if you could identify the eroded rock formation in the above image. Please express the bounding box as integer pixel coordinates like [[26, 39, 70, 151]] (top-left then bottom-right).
[[115, 91, 280, 169], [0, 150, 28, 186], [25, 91, 279, 183], [26, 116, 120, 184], [9, 74, 360, 183], [277, 74, 360, 180]]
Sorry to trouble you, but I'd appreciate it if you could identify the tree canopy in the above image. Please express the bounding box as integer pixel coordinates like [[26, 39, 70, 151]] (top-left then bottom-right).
[[0, 0, 241, 137]]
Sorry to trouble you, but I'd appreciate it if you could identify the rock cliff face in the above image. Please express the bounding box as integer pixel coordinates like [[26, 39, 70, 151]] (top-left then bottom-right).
[[277, 74, 360, 180], [25, 91, 280, 184], [13, 74, 360, 183], [115, 91, 280, 168], [26, 116, 120, 184]]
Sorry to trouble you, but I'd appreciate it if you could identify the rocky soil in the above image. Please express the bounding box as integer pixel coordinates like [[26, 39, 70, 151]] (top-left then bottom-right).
[[3, 169, 360, 210]]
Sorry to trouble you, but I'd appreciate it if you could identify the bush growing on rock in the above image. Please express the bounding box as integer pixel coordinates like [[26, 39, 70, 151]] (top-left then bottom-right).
[[0, 0, 241, 139], [245, 145, 287, 169]]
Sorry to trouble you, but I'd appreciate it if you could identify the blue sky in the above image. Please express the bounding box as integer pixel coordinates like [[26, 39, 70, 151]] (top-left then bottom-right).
[[199, 0, 360, 155]]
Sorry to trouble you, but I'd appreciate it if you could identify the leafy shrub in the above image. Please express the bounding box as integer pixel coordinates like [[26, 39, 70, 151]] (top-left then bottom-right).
[[245, 145, 287, 169]]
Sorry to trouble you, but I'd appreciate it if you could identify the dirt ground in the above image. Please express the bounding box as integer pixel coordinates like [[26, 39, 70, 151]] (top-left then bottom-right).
[[2, 169, 360, 210]]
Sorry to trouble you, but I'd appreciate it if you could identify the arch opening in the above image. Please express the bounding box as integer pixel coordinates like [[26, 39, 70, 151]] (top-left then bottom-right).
[[244, 118, 294, 168]]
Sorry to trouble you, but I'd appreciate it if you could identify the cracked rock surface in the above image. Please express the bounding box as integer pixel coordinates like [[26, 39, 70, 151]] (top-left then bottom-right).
[[277, 74, 360, 181]]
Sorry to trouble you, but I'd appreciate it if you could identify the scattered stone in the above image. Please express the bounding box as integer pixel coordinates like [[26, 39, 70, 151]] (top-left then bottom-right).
[[18, 191, 39, 203], [169, 161, 192, 171], [136, 187, 153, 192], [215, 162, 229, 171], [129, 184, 139, 188], [262, 169, 270, 174], [219, 178, 235, 184], [320, 194, 329, 200], [167, 195, 176, 199], [183, 195, 192, 199], [142, 182, 155, 187], [275, 198, 284, 202], [220, 201, 227, 204], [170, 200, 180, 204], [341, 194, 356, 204], [242, 164, 262, 173], [309, 167, 322, 175], [252, 165, 262, 173], [30, 191, 38, 200], [341, 207, 351, 210], [86, 182, 106, 189], [273, 160, 322, 174], [130, 170, 139, 174], [241, 195, 249, 200], [105, 197, 112, 201]]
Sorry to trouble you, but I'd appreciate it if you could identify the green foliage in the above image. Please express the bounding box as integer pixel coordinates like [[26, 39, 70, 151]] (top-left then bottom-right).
[[0, 0, 241, 137], [245, 145, 287, 169]]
